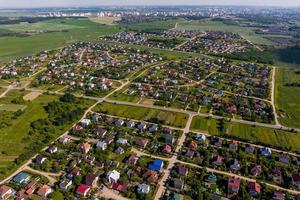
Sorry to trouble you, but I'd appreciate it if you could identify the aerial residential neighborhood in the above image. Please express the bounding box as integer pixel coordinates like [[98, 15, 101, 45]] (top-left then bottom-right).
[[0, 1, 300, 200]]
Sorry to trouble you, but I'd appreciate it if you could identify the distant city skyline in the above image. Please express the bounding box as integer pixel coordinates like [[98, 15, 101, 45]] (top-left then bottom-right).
[[0, 0, 299, 8]]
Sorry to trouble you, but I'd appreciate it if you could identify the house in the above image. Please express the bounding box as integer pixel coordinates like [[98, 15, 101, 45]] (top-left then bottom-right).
[[228, 177, 240, 194], [47, 145, 58, 154], [68, 167, 81, 179], [137, 183, 150, 194], [229, 140, 238, 151], [172, 178, 184, 190], [278, 153, 289, 164], [261, 147, 272, 157], [94, 127, 107, 137], [59, 136, 70, 144], [148, 159, 164, 172], [136, 138, 149, 148], [204, 173, 217, 184], [272, 191, 285, 200], [116, 138, 128, 145], [59, 179, 72, 191], [112, 182, 125, 191], [91, 113, 101, 122], [162, 144, 172, 154], [35, 155, 47, 164], [188, 140, 197, 150], [77, 143, 91, 154], [85, 174, 99, 188], [0, 185, 13, 200], [149, 124, 158, 132], [107, 170, 120, 184], [178, 165, 188, 176], [212, 155, 223, 166], [214, 138, 223, 147], [143, 170, 159, 183], [104, 135, 115, 144], [126, 154, 139, 165], [13, 172, 31, 184], [269, 167, 282, 184], [115, 147, 125, 154], [250, 165, 262, 177], [72, 124, 83, 133], [229, 159, 240, 171], [292, 173, 300, 189], [196, 134, 206, 142], [248, 182, 261, 197], [245, 144, 255, 154], [137, 122, 147, 130], [96, 141, 108, 151], [37, 185, 52, 198], [185, 150, 195, 158], [80, 118, 91, 127], [126, 120, 135, 128], [76, 184, 90, 197], [162, 128, 172, 135], [165, 135, 175, 145], [115, 119, 124, 127]]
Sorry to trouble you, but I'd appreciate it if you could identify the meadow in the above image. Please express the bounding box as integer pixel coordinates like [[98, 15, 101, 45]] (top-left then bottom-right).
[[275, 67, 300, 129], [93, 102, 188, 128], [191, 116, 300, 151], [0, 19, 122, 63]]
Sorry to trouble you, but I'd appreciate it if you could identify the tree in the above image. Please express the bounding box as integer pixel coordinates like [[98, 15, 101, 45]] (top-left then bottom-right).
[[50, 191, 64, 200]]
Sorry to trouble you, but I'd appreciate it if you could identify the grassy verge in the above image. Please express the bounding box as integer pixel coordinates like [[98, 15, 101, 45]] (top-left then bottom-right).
[[93, 102, 188, 128]]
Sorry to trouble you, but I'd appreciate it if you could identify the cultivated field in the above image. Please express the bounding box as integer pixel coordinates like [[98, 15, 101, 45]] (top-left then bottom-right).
[[89, 16, 121, 25], [93, 102, 188, 128], [0, 104, 27, 111], [23, 91, 42, 101]]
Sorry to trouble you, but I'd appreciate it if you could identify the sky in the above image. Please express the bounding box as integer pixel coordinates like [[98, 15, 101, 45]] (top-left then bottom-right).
[[0, 0, 299, 8]]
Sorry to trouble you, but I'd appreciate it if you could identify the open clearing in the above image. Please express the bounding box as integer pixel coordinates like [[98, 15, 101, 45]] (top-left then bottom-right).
[[140, 98, 155, 105], [0, 104, 27, 111], [89, 16, 121, 25], [191, 116, 300, 151], [275, 67, 300, 129], [93, 102, 188, 128], [23, 91, 42, 101]]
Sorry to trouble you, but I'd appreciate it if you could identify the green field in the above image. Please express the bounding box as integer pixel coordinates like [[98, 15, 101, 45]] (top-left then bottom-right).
[[93, 102, 188, 128], [191, 116, 300, 151], [0, 104, 27, 111], [0, 19, 122, 63], [121, 19, 179, 32], [275, 67, 300, 129], [176, 20, 273, 46]]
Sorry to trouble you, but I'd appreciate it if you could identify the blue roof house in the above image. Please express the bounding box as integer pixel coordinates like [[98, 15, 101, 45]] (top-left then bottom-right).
[[148, 159, 164, 172], [13, 172, 31, 184]]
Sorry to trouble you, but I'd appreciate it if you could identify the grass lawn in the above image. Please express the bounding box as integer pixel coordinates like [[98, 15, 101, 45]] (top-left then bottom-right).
[[0, 104, 27, 111], [275, 67, 300, 129], [190, 115, 300, 151], [176, 20, 273, 46], [0, 90, 95, 180], [0, 19, 122, 63], [93, 102, 188, 128]]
